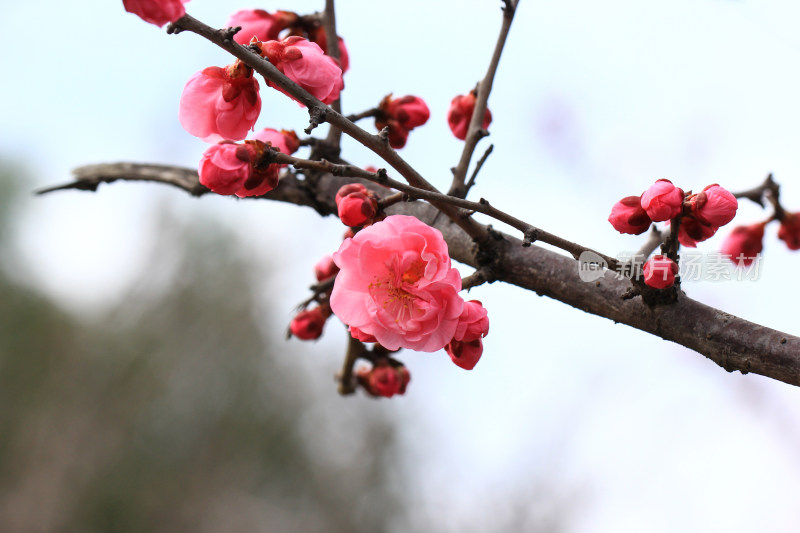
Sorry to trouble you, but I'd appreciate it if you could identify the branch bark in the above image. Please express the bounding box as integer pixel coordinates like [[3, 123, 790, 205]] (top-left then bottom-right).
[[42, 163, 800, 389]]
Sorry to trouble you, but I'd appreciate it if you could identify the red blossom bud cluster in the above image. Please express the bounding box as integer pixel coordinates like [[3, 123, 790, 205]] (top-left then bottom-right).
[[123, 0, 188, 27], [335, 184, 379, 228], [447, 90, 492, 141], [375, 94, 431, 149], [356, 362, 411, 398], [198, 140, 279, 197], [642, 255, 679, 289], [289, 305, 331, 340], [608, 180, 738, 249]]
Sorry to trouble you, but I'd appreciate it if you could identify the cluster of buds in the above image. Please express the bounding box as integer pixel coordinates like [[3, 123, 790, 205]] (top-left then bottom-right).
[[228, 9, 350, 72], [609, 180, 738, 246], [609, 179, 738, 289], [356, 361, 411, 398], [335, 184, 380, 228], [374, 94, 430, 149], [447, 90, 492, 141], [197, 129, 299, 198]]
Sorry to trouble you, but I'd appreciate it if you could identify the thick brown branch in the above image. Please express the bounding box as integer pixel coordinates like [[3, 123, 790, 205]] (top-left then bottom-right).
[[44, 162, 800, 389]]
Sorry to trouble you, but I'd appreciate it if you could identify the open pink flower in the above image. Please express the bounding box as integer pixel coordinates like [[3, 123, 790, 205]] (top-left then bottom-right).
[[198, 141, 279, 198], [261, 36, 344, 105], [179, 63, 261, 143], [123, 0, 188, 27], [447, 91, 492, 141], [640, 179, 684, 222], [330, 215, 464, 352], [227, 9, 297, 45]]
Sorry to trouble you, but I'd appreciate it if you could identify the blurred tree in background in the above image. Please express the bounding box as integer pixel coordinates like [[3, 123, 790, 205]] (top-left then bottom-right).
[[0, 163, 405, 533]]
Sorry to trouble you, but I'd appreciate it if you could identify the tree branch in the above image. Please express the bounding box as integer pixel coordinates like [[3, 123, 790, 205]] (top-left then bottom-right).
[[43, 162, 800, 389]]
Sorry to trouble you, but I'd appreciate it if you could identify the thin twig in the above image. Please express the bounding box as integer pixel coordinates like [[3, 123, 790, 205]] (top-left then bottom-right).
[[464, 144, 494, 195], [448, 0, 519, 198]]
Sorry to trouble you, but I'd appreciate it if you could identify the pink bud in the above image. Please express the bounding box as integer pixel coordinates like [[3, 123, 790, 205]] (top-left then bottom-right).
[[689, 184, 738, 227], [261, 37, 344, 105], [608, 195, 652, 235], [445, 338, 484, 370], [289, 307, 329, 340], [677, 215, 717, 248], [447, 91, 492, 141], [642, 255, 678, 289], [778, 213, 800, 250], [227, 9, 297, 45], [338, 192, 378, 227], [314, 254, 339, 282], [640, 179, 684, 222], [721, 223, 765, 266], [123, 0, 188, 27], [453, 300, 490, 342], [198, 141, 279, 198], [179, 64, 262, 143], [335, 184, 368, 206]]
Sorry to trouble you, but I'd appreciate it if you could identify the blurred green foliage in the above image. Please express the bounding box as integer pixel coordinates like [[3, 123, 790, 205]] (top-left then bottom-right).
[[0, 169, 403, 533]]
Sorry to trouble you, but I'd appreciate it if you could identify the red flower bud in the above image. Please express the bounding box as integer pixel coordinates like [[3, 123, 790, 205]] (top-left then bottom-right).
[[677, 215, 718, 248], [310, 27, 350, 73], [335, 183, 368, 206], [358, 363, 410, 398], [289, 307, 329, 340], [375, 94, 430, 149], [778, 212, 800, 250], [721, 223, 765, 266], [123, 0, 187, 27], [642, 255, 678, 289], [608, 195, 652, 235], [640, 179, 684, 222], [261, 37, 343, 105], [689, 184, 738, 227], [445, 338, 484, 370], [338, 192, 378, 227], [314, 254, 339, 282], [447, 91, 492, 141]]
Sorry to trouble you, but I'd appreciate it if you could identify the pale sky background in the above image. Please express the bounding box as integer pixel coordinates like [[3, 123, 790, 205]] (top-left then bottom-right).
[[3, 0, 800, 530]]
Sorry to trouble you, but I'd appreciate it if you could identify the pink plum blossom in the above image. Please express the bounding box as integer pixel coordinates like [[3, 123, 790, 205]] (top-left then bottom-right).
[[643, 255, 678, 289], [123, 0, 188, 27], [310, 27, 350, 73], [261, 36, 344, 105], [227, 9, 296, 45], [608, 195, 652, 235], [640, 179, 684, 222], [330, 215, 464, 352], [179, 63, 261, 143], [198, 141, 278, 198], [447, 91, 492, 141]]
